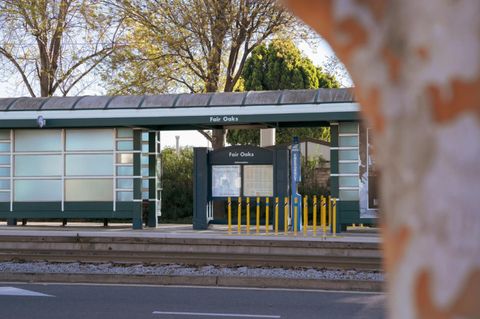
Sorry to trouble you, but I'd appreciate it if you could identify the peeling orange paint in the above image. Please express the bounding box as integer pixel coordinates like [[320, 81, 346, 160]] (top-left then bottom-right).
[[416, 47, 430, 61], [381, 224, 411, 273], [356, 87, 385, 133], [356, 0, 387, 22], [281, 0, 334, 44], [451, 270, 480, 318], [427, 77, 480, 123], [382, 47, 402, 82], [334, 17, 369, 64], [416, 269, 480, 319]]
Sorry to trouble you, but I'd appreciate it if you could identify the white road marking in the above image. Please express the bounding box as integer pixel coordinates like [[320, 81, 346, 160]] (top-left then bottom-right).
[[0, 287, 53, 297], [152, 311, 280, 318]]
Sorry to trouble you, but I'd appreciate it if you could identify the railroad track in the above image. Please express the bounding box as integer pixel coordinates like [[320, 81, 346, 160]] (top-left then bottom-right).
[[0, 235, 382, 270]]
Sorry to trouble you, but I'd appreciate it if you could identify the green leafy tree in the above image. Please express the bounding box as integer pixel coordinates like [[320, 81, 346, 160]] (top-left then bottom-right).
[[227, 39, 339, 146], [0, 0, 122, 97], [160, 147, 194, 222], [104, 0, 300, 149]]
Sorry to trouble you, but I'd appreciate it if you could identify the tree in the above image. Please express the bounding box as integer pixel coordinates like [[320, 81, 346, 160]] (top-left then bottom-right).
[[160, 147, 194, 222], [104, 0, 299, 149], [284, 1, 480, 318], [322, 55, 353, 88], [0, 0, 122, 97], [227, 39, 339, 146]]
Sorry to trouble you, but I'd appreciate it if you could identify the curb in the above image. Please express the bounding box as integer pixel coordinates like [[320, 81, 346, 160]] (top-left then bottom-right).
[[0, 272, 384, 292]]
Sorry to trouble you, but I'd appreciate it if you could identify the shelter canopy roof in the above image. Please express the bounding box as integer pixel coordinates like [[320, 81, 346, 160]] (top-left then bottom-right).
[[0, 88, 358, 129]]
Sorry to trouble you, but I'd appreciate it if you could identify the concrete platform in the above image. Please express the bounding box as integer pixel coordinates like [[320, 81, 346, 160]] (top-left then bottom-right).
[[0, 221, 380, 243]]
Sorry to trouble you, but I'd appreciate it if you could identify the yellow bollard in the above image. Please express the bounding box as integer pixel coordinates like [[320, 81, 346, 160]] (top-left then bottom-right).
[[227, 197, 232, 234], [265, 197, 270, 234], [313, 195, 317, 236], [321, 196, 326, 237], [246, 197, 250, 234], [256, 197, 260, 234], [328, 195, 332, 227], [333, 198, 337, 237], [303, 195, 308, 236], [294, 197, 298, 236], [284, 197, 289, 235], [237, 197, 242, 234], [275, 197, 279, 235]]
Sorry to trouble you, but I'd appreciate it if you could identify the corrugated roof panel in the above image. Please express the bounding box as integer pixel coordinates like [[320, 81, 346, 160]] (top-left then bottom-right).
[[316, 88, 355, 102], [9, 98, 47, 111], [142, 94, 178, 108], [209, 92, 246, 106], [41, 96, 80, 110], [175, 93, 213, 107], [280, 89, 317, 104], [244, 91, 282, 105], [0, 98, 17, 111], [107, 96, 144, 109], [73, 96, 111, 109]]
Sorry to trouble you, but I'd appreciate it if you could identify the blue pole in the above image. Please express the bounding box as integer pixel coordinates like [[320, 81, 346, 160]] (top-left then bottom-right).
[[291, 137, 302, 232]]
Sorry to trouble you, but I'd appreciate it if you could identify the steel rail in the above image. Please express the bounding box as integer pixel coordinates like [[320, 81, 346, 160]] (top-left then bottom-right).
[[0, 235, 382, 271]]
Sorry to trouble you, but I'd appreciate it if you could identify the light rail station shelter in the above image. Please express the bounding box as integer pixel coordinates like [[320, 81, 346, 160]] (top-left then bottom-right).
[[0, 88, 378, 230]]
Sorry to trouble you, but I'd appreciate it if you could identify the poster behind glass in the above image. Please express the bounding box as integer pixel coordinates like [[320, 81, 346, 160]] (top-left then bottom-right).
[[211, 165, 241, 197], [243, 165, 273, 197], [359, 126, 379, 218]]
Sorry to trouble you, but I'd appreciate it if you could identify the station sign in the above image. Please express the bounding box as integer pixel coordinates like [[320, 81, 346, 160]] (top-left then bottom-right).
[[209, 145, 273, 165]]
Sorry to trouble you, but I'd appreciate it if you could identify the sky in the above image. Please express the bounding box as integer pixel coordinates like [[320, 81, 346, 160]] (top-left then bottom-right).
[[0, 39, 337, 149]]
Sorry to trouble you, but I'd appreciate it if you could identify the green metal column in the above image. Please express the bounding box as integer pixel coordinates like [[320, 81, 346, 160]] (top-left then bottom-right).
[[330, 122, 340, 232], [132, 129, 143, 229], [193, 147, 209, 230], [147, 131, 158, 227]]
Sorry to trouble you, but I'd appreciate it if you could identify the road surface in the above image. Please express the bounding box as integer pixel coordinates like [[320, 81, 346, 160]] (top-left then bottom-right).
[[0, 283, 385, 319]]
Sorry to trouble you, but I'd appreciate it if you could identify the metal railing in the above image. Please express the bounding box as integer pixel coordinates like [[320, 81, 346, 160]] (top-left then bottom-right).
[[226, 195, 337, 237]]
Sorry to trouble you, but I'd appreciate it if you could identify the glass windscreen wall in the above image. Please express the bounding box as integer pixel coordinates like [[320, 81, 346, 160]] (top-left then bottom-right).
[[0, 130, 11, 203], [0, 128, 140, 210], [337, 122, 360, 201]]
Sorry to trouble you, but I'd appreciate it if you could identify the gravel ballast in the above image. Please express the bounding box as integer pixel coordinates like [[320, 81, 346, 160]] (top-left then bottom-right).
[[0, 261, 383, 281]]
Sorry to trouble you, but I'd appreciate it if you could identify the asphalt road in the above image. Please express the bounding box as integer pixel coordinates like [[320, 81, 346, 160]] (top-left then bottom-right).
[[0, 283, 386, 319]]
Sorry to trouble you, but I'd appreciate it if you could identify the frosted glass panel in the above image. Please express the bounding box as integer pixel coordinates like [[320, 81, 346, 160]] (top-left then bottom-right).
[[117, 153, 133, 164], [141, 144, 149, 152], [66, 129, 113, 151], [0, 143, 9, 152], [339, 136, 359, 147], [339, 163, 359, 174], [14, 180, 61, 201], [15, 130, 61, 151], [0, 179, 10, 189], [0, 192, 9, 201], [117, 166, 133, 176], [0, 167, 9, 177], [15, 155, 62, 176], [65, 179, 113, 201], [339, 122, 358, 134], [339, 189, 359, 201], [339, 176, 359, 187], [117, 141, 133, 151], [141, 155, 148, 164], [142, 179, 149, 189], [339, 150, 358, 161], [117, 191, 133, 201], [66, 154, 113, 176], [0, 130, 9, 139], [117, 128, 133, 138], [142, 191, 149, 199], [117, 179, 133, 189], [0, 155, 9, 165], [142, 167, 149, 176]]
